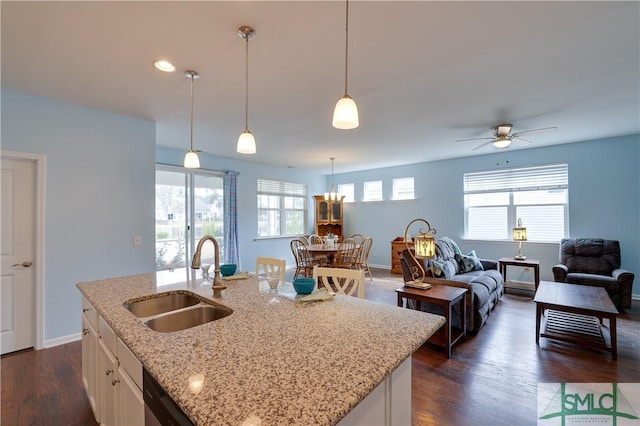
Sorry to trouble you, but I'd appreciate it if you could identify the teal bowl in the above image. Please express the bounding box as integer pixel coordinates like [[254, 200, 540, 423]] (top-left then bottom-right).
[[293, 278, 315, 295], [219, 264, 237, 276]]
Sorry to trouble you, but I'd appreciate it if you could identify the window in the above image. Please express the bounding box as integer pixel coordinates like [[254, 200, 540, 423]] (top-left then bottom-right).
[[363, 180, 383, 202], [464, 164, 568, 242], [257, 178, 307, 238], [155, 166, 224, 271], [392, 177, 415, 200], [338, 183, 355, 203]]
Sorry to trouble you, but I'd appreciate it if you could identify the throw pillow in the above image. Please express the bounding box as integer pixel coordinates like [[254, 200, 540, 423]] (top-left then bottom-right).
[[430, 258, 456, 279], [456, 253, 476, 273], [467, 250, 484, 271]]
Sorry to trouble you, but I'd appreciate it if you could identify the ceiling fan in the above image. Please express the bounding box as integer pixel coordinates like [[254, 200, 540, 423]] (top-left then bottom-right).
[[457, 124, 558, 151]]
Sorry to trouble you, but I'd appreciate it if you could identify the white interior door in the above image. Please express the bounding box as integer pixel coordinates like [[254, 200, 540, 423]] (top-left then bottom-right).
[[1, 157, 36, 354]]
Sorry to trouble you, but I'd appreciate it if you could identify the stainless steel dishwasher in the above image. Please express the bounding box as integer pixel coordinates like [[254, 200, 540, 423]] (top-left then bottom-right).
[[143, 368, 194, 426]]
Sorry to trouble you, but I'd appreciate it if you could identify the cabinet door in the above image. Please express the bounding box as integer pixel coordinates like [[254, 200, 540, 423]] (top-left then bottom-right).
[[316, 199, 330, 223], [99, 339, 119, 426], [330, 200, 342, 222], [119, 367, 144, 426], [81, 314, 99, 422]]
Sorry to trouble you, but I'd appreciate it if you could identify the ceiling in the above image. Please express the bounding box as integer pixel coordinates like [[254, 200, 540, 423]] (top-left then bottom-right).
[[3, 1, 639, 173]]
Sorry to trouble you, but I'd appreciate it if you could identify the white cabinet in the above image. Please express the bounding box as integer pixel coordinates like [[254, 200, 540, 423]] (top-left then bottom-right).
[[81, 297, 100, 422], [117, 338, 144, 425], [81, 297, 144, 426], [99, 338, 119, 426]]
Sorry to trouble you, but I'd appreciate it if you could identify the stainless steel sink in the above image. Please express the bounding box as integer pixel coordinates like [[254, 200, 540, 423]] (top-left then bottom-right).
[[124, 292, 201, 317], [144, 305, 233, 333]]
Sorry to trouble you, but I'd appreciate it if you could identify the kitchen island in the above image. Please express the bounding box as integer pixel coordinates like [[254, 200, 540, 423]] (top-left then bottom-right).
[[77, 270, 444, 425]]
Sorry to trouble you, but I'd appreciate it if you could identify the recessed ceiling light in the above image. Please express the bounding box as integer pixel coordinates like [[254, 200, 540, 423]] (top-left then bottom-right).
[[154, 60, 176, 72]]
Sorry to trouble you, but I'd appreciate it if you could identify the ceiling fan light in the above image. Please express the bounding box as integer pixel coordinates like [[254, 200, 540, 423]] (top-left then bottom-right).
[[184, 150, 200, 168], [493, 137, 512, 148], [332, 95, 359, 129], [237, 130, 256, 154]]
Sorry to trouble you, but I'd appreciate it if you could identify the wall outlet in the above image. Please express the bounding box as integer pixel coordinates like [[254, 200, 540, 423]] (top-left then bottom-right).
[[133, 235, 142, 246]]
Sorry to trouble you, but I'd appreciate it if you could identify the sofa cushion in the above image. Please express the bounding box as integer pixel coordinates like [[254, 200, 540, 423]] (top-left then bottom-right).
[[566, 273, 619, 293]]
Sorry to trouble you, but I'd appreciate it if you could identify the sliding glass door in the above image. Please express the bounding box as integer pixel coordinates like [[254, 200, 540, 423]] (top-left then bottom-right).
[[155, 166, 224, 271]]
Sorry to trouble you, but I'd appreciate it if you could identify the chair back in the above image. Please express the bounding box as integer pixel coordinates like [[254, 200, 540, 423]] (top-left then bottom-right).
[[334, 238, 358, 267], [308, 234, 323, 245], [313, 266, 365, 298], [350, 233, 365, 246], [560, 238, 621, 275], [255, 256, 286, 281], [354, 237, 373, 280], [290, 238, 313, 279]]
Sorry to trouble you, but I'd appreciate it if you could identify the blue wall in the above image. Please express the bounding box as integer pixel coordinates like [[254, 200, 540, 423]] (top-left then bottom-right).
[[2, 89, 157, 341], [334, 134, 640, 296]]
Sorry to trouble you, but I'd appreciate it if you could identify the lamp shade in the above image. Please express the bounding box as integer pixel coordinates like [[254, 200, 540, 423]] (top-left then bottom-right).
[[184, 150, 200, 168], [414, 234, 436, 259], [332, 95, 359, 129], [512, 227, 527, 241], [237, 130, 256, 154]]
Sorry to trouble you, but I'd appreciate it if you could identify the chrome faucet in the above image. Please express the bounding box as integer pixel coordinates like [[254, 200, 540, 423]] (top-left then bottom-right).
[[191, 234, 227, 298]]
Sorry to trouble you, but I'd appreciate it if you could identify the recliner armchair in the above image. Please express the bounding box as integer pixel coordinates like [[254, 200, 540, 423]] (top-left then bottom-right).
[[552, 238, 634, 310]]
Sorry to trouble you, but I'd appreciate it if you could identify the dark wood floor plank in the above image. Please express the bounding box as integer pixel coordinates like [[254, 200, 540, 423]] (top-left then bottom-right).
[[2, 269, 638, 426]]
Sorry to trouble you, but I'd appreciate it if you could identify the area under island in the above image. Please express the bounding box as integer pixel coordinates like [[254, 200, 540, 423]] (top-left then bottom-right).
[[77, 270, 444, 425]]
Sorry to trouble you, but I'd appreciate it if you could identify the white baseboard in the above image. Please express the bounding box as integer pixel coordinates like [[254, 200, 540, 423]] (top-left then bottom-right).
[[44, 332, 81, 348]]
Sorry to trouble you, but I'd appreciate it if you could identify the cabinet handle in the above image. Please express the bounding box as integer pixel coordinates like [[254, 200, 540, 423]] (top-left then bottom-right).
[[82, 328, 89, 335], [105, 369, 113, 376], [112, 378, 120, 386], [82, 308, 89, 313]]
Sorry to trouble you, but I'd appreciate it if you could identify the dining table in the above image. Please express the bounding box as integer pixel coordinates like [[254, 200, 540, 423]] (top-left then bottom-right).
[[305, 243, 357, 266]]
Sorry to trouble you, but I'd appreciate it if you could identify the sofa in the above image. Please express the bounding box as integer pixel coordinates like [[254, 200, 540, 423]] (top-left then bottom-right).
[[400, 237, 504, 332], [552, 238, 634, 310]]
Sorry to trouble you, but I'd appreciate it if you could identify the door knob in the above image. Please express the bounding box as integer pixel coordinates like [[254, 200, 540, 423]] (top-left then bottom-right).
[[12, 260, 33, 268]]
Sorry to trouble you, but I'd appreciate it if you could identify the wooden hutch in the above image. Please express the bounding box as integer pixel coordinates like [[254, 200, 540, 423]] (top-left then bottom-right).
[[313, 195, 345, 239]]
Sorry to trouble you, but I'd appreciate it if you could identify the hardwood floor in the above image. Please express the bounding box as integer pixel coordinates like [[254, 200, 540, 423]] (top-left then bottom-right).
[[1, 340, 97, 426], [2, 268, 638, 425]]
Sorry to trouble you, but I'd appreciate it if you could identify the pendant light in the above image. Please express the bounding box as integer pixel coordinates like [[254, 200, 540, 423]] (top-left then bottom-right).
[[324, 157, 338, 201], [237, 26, 257, 154], [183, 70, 201, 168], [332, 0, 359, 130]]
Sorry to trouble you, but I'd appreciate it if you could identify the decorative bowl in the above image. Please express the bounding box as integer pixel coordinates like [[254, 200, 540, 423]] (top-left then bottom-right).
[[293, 278, 315, 295], [219, 264, 237, 277]]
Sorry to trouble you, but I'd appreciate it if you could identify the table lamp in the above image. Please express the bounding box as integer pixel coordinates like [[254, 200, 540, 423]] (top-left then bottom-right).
[[512, 218, 527, 260], [403, 218, 437, 287]]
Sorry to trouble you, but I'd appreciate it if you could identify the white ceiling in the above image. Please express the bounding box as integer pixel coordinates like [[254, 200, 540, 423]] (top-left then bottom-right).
[[2, 1, 639, 173]]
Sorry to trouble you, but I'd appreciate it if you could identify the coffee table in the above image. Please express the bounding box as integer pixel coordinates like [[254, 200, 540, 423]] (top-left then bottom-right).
[[534, 281, 619, 359], [396, 285, 467, 358]]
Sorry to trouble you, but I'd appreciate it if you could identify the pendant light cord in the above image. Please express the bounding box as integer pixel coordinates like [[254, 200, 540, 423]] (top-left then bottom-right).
[[244, 36, 249, 131], [189, 74, 195, 151], [344, 0, 349, 95]]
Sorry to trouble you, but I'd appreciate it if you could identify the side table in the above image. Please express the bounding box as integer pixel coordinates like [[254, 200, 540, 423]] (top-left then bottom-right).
[[499, 257, 540, 291], [396, 285, 467, 358]]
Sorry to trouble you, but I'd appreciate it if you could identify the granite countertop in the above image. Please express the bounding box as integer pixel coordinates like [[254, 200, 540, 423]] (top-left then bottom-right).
[[77, 270, 445, 426]]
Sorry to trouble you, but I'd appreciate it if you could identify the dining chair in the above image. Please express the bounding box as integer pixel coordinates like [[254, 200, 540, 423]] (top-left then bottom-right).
[[353, 236, 374, 281], [329, 238, 358, 269], [290, 238, 314, 279], [255, 256, 286, 281], [308, 234, 323, 245], [313, 266, 365, 298], [350, 233, 365, 246]]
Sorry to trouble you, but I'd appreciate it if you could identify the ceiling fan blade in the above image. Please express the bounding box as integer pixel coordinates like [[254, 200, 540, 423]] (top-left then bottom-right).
[[472, 140, 494, 151], [511, 126, 558, 138], [456, 137, 493, 142], [513, 137, 532, 145]]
